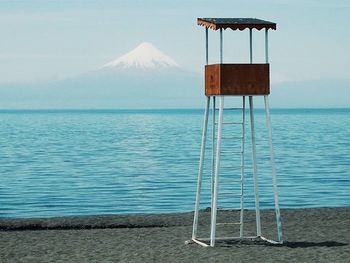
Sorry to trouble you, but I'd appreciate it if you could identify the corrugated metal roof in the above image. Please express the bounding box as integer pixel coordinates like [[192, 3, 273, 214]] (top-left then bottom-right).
[[197, 18, 276, 31]]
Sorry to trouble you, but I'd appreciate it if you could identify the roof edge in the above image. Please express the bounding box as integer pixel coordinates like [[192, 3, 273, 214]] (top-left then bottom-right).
[[197, 18, 277, 31]]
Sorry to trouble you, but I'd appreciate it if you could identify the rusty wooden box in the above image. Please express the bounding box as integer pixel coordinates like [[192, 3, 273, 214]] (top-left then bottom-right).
[[205, 64, 270, 96]]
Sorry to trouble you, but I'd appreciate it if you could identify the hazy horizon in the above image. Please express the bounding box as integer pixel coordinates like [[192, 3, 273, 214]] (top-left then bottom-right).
[[0, 0, 349, 108]]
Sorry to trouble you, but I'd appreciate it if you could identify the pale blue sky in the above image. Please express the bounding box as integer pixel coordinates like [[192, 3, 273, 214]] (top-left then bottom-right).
[[0, 0, 349, 84]]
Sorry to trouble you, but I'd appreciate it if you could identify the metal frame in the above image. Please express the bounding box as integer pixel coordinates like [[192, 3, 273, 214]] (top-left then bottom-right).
[[192, 96, 210, 240], [239, 96, 245, 238], [190, 26, 283, 247], [211, 97, 216, 216], [210, 95, 224, 246]]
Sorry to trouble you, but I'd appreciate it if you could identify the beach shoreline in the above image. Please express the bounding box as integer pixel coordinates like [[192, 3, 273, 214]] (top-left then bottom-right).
[[1, 207, 349, 262]]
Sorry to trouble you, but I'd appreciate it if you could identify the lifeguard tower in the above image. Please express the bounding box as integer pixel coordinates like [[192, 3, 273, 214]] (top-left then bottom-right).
[[190, 18, 283, 247]]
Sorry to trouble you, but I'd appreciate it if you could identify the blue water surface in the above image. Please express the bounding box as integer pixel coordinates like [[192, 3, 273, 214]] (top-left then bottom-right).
[[0, 108, 349, 218]]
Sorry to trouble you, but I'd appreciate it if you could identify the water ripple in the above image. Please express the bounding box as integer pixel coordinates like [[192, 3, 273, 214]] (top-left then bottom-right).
[[0, 109, 349, 218]]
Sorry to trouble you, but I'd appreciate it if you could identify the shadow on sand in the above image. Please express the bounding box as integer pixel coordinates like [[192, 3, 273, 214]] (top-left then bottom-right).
[[282, 241, 348, 248], [218, 240, 347, 248]]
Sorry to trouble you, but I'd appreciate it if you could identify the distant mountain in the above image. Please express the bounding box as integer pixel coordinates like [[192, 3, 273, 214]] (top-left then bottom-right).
[[0, 43, 203, 109], [101, 42, 179, 70], [0, 43, 349, 109]]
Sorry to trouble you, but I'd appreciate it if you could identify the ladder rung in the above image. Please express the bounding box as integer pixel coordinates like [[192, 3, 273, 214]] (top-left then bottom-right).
[[218, 136, 243, 140], [216, 222, 241, 226], [215, 108, 243, 111], [219, 184, 242, 189], [220, 165, 243, 169], [220, 150, 244, 154], [219, 192, 242, 197], [215, 122, 243, 125]]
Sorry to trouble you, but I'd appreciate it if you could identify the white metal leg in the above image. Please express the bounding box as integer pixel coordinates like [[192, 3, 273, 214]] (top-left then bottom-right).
[[249, 29, 253, 63], [210, 96, 224, 247], [211, 97, 216, 214], [220, 29, 223, 63], [240, 96, 246, 237], [264, 95, 283, 243], [205, 28, 209, 64], [192, 96, 210, 239], [265, 29, 269, 63], [189, 96, 283, 247], [249, 96, 262, 237]]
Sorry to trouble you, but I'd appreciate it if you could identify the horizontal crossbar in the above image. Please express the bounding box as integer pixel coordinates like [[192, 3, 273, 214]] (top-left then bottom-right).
[[215, 108, 243, 111], [186, 236, 282, 247], [216, 222, 241, 226], [215, 122, 243, 125]]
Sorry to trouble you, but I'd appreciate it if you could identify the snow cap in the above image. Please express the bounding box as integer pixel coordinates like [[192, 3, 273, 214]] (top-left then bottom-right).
[[102, 42, 179, 69]]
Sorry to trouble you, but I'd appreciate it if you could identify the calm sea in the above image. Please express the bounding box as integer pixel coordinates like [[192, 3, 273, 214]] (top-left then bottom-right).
[[0, 108, 349, 218]]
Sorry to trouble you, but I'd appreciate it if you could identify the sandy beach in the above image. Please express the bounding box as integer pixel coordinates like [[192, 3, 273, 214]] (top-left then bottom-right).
[[0, 208, 349, 263]]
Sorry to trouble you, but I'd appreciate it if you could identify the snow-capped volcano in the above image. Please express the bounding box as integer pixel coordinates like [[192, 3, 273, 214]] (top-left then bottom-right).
[[102, 42, 179, 70]]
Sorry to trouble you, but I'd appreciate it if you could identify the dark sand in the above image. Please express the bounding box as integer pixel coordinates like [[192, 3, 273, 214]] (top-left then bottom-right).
[[0, 208, 349, 263]]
